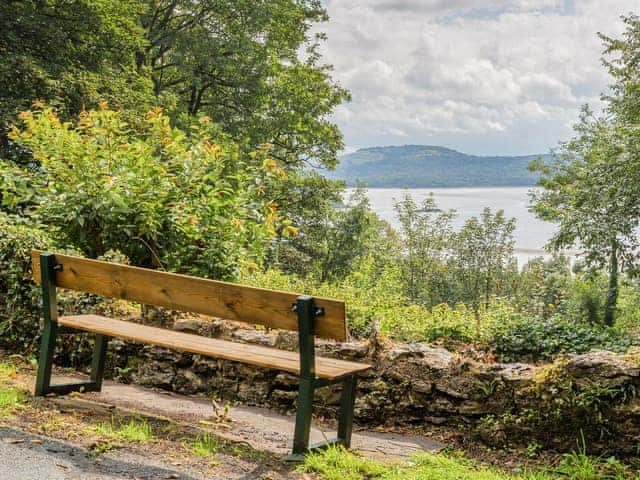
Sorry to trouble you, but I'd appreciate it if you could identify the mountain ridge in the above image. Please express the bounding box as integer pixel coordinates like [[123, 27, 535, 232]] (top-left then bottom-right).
[[326, 144, 547, 188]]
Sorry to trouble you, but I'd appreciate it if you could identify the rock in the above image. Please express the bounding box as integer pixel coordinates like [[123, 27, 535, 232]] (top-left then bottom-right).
[[319, 341, 369, 360], [424, 416, 448, 425], [173, 317, 209, 334], [231, 329, 277, 347], [458, 400, 494, 415], [476, 419, 508, 446], [237, 381, 269, 402], [271, 389, 298, 404], [433, 362, 482, 400], [411, 380, 433, 394], [134, 361, 175, 388], [494, 363, 535, 389], [567, 350, 640, 378], [174, 369, 204, 394], [566, 350, 640, 389], [273, 373, 298, 388], [275, 331, 298, 351], [425, 396, 457, 414], [386, 344, 455, 372]]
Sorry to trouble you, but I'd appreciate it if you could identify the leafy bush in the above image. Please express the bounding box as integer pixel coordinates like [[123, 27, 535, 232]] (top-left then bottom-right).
[[245, 260, 414, 338], [244, 262, 508, 343], [378, 303, 475, 343], [0, 213, 52, 352], [489, 316, 635, 362], [564, 276, 607, 324], [615, 282, 640, 334], [6, 105, 280, 279]]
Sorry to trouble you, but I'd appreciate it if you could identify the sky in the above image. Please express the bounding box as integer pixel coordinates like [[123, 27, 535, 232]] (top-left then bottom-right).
[[316, 0, 638, 156]]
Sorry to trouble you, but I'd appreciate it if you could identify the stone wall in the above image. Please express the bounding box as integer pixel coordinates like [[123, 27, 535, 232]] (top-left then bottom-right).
[[108, 316, 640, 456]]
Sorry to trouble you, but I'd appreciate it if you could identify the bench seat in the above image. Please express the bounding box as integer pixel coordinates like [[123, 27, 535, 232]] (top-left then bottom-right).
[[59, 315, 371, 380]]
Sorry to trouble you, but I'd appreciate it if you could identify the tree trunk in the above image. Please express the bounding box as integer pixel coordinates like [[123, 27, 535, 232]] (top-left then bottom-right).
[[604, 242, 618, 327]]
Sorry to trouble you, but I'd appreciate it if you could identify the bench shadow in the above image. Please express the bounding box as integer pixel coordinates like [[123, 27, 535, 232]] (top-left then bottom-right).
[[0, 426, 204, 480]]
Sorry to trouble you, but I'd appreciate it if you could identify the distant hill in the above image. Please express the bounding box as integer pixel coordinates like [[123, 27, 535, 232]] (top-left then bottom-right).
[[326, 145, 548, 188]]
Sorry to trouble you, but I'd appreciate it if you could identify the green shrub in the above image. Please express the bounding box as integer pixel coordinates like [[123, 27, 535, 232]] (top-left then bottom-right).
[[378, 303, 475, 343], [7, 105, 279, 279], [564, 277, 607, 324], [243, 259, 409, 338], [0, 213, 52, 352], [488, 316, 634, 362], [614, 282, 640, 334]]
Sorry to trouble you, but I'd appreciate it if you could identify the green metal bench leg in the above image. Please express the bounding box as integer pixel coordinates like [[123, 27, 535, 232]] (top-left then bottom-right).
[[337, 375, 357, 448], [292, 377, 315, 455], [34, 318, 58, 396], [90, 334, 109, 390], [34, 253, 59, 397]]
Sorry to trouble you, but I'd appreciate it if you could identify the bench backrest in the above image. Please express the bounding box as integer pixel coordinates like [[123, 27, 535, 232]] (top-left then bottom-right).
[[31, 250, 347, 341]]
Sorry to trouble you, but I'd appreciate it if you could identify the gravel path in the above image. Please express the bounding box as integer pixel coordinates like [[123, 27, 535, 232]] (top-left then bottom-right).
[[87, 380, 445, 459]]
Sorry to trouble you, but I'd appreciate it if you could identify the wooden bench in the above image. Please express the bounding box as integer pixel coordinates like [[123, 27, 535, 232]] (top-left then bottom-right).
[[31, 250, 371, 459]]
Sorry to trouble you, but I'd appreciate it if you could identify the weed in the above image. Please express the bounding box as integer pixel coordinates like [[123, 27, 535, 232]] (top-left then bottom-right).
[[94, 417, 154, 443], [0, 387, 27, 417], [191, 433, 223, 457]]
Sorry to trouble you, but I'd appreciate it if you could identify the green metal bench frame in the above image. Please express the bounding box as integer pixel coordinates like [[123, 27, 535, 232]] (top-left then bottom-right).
[[34, 252, 358, 460]]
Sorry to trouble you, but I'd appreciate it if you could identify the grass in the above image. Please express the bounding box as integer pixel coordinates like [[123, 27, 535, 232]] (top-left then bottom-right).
[[0, 362, 18, 382], [0, 361, 28, 417], [191, 433, 223, 457], [0, 388, 27, 417], [300, 446, 640, 480], [93, 417, 155, 443]]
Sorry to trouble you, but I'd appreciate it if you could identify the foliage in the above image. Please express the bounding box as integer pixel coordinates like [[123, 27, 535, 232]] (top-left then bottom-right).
[[245, 264, 513, 344], [529, 111, 640, 326], [0, 1, 349, 170], [394, 194, 455, 306], [7, 105, 278, 278], [449, 208, 516, 319], [615, 281, 640, 334], [0, 0, 153, 162], [269, 179, 397, 282], [600, 14, 640, 124], [0, 213, 52, 351], [489, 316, 634, 363], [243, 258, 407, 337], [378, 303, 476, 344], [138, 0, 349, 169], [514, 255, 573, 319]]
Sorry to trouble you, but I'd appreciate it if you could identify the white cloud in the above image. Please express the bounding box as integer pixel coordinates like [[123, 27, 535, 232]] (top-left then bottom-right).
[[316, 0, 637, 155]]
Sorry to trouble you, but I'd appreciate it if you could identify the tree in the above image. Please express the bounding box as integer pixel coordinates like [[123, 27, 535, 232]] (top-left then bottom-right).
[[450, 208, 516, 324], [516, 255, 572, 320], [138, 0, 350, 168], [6, 105, 278, 279], [270, 180, 396, 282], [600, 14, 640, 123], [0, 0, 153, 161], [1, 1, 350, 171], [394, 194, 455, 306], [529, 111, 640, 326]]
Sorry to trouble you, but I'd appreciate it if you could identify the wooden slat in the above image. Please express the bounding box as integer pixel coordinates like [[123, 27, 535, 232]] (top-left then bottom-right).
[[58, 315, 370, 380], [32, 250, 347, 341]]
